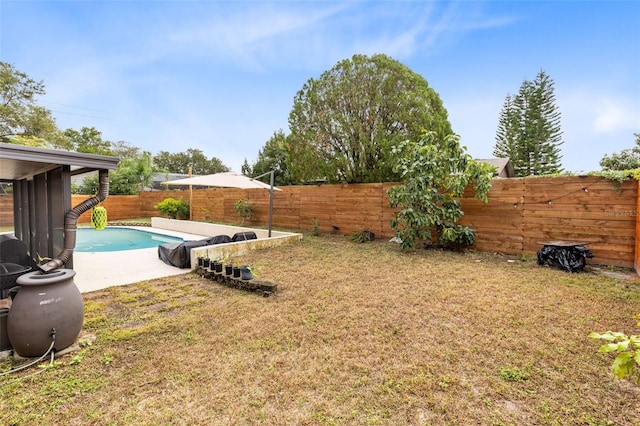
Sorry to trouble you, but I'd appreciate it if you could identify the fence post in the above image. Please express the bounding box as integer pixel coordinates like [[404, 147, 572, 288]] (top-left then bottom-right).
[[635, 179, 640, 276]]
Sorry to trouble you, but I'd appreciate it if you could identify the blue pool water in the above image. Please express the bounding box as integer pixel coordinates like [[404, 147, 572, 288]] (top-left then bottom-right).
[[76, 227, 183, 252]]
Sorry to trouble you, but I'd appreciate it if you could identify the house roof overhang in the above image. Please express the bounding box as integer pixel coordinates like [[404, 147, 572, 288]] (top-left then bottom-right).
[[0, 142, 119, 182]]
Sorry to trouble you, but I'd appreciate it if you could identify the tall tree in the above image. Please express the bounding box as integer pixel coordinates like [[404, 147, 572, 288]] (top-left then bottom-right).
[[493, 95, 523, 170], [493, 70, 563, 176], [154, 148, 229, 175], [287, 53, 452, 183], [109, 152, 155, 194], [75, 151, 156, 195], [111, 140, 143, 160], [67, 134, 159, 195], [0, 61, 58, 143], [599, 133, 640, 171], [62, 127, 113, 155], [243, 129, 295, 186]]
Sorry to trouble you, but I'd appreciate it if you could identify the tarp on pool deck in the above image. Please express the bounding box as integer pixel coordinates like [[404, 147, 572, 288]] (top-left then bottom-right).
[[157, 233, 257, 268], [158, 240, 210, 268]]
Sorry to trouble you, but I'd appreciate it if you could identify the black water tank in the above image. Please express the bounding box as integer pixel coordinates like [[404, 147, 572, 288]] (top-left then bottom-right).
[[0, 234, 31, 266], [0, 308, 10, 351], [0, 262, 32, 299]]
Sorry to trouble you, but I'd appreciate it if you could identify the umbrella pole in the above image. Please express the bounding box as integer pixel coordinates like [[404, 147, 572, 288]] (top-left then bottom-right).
[[188, 165, 193, 221], [268, 170, 274, 238], [252, 170, 276, 238]]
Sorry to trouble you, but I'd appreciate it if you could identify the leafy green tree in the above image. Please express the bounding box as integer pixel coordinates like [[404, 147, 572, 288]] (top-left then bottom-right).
[[243, 129, 295, 186], [76, 152, 153, 195], [600, 133, 640, 171], [388, 131, 494, 250], [287, 53, 452, 183], [76, 148, 156, 195], [111, 140, 143, 160], [74, 174, 99, 194], [110, 152, 155, 194], [240, 159, 252, 176], [154, 148, 229, 175], [0, 62, 58, 143], [5, 134, 54, 148], [493, 70, 563, 176], [62, 126, 112, 155]]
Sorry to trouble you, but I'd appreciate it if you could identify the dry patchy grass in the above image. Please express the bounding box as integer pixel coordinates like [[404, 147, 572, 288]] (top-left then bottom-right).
[[2, 235, 640, 425]]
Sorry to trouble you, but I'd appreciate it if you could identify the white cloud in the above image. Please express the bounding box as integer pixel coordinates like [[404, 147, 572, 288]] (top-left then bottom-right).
[[160, 3, 350, 71], [557, 89, 640, 172], [593, 98, 639, 134]]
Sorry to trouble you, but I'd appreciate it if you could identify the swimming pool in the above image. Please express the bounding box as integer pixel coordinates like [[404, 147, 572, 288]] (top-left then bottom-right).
[[75, 227, 183, 252]]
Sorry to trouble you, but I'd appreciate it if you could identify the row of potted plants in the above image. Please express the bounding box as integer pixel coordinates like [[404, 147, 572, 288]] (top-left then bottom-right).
[[196, 256, 276, 297]]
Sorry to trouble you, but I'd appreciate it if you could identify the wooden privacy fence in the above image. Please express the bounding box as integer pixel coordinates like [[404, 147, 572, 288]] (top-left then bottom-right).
[[0, 176, 638, 269]]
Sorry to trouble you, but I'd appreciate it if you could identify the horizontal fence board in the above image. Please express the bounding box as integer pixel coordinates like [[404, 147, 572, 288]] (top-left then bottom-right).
[[523, 227, 634, 240], [475, 240, 523, 253], [523, 217, 635, 229], [523, 210, 638, 221]]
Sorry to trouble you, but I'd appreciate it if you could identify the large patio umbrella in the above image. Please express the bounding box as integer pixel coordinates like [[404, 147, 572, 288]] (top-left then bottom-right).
[[161, 171, 280, 237]]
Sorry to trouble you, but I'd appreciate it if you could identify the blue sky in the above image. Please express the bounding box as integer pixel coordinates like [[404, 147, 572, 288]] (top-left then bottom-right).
[[1, 0, 638, 174]]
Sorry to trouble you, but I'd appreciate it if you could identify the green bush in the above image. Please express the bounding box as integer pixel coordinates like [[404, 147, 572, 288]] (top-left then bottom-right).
[[154, 198, 189, 219]]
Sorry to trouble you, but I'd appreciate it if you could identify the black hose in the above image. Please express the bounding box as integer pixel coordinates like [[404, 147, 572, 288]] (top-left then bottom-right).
[[40, 169, 110, 272]]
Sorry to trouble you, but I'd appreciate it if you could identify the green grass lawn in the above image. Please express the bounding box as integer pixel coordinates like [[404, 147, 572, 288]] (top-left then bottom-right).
[[1, 235, 639, 425]]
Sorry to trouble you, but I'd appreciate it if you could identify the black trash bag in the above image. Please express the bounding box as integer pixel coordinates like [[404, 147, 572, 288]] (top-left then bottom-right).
[[537, 245, 594, 273]]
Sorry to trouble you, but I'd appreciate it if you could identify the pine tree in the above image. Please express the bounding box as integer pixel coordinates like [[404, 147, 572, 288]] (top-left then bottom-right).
[[493, 70, 563, 176], [494, 94, 524, 174]]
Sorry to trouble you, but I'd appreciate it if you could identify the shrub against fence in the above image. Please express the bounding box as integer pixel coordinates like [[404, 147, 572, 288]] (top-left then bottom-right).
[[0, 176, 637, 268]]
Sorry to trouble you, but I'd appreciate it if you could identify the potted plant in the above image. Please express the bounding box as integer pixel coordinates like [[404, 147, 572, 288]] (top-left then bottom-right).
[[196, 250, 205, 268], [240, 265, 255, 281], [232, 265, 242, 279], [211, 258, 222, 273]]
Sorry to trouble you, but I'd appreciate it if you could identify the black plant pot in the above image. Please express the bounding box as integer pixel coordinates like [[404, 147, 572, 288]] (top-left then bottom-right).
[[215, 262, 223, 273], [203, 258, 210, 268], [240, 265, 254, 281], [233, 266, 241, 278], [225, 264, 233, 276]]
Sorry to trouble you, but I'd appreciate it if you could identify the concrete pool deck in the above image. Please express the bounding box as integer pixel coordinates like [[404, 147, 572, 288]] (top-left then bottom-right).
[[73, 219, 303, 294], [73, 227, 207, 293]]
